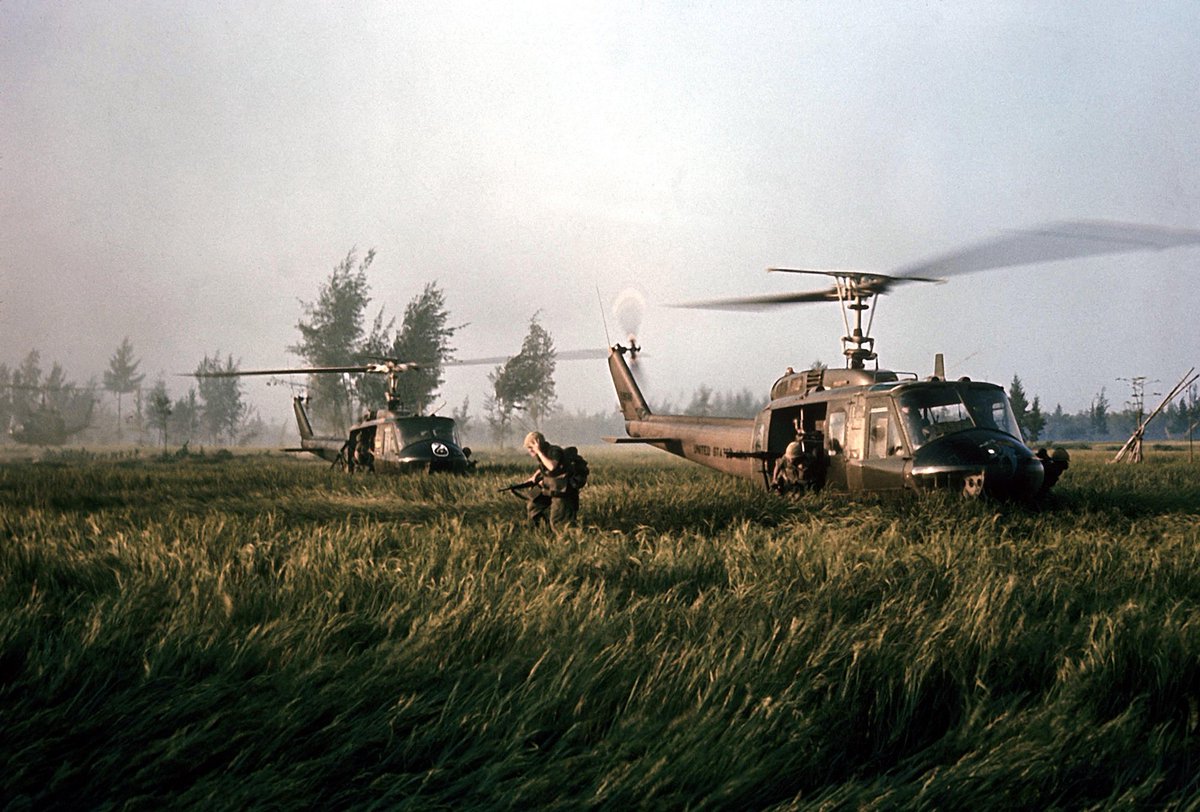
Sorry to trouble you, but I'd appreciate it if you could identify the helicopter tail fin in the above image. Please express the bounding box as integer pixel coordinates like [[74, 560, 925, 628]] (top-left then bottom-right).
[[608, 346, 652, 421], [292, 396, 315, 440]]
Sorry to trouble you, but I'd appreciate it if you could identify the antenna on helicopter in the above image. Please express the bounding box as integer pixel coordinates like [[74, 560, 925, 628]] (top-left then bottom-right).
[[597, 285, 613, 348]]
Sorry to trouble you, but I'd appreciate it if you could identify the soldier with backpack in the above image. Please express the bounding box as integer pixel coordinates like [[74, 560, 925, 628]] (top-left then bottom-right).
[[515, 430, 588, 532]]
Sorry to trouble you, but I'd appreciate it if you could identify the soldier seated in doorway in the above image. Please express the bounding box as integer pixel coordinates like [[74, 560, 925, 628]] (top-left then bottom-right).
[[771, 441, 809, 494]]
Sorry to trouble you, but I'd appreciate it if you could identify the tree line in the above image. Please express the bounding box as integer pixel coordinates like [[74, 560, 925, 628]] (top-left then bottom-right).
[[287, 248, 560, 447], [2, 248, 577, 449], [1008, 375, 1200, 443], [6, 249, 1199, 450]]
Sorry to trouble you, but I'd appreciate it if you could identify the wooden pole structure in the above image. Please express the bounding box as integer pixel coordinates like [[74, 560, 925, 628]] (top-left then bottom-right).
[[1112, 368, 1198, 463]]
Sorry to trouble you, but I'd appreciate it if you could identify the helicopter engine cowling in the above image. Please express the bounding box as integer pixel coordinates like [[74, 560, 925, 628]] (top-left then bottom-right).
[[909, 427, 1045, 499]]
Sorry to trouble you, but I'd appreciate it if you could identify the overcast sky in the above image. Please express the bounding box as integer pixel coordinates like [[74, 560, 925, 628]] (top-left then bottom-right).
[[3, 1, 1199, 429]]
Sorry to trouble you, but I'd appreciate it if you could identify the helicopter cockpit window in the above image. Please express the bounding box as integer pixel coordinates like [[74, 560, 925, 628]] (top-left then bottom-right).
[[395, 417, 460, 447], [898, 386, 1023, 449], [962, 387, 1023, 441]]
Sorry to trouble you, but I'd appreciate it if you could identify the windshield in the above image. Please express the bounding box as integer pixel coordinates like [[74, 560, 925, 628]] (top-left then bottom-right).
[[897, 385, 1023, 449], [395, 417, 459, 446]]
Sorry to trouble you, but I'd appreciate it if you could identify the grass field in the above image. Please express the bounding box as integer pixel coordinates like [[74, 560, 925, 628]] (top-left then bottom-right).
[[2, 447, 1200, 809]]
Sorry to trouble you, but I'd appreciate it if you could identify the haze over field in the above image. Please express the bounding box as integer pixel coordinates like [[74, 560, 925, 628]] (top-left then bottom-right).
[[3, 2, 1199, 426]]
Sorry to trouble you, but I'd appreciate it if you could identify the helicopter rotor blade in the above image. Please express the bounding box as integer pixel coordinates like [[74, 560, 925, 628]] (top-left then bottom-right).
[[556, 348, 611, 361], [446, 348, 610, 366], [674, 220, 1200, 312], [672, 288, 841, 311], [187, 365, 377, 378], [186, 359, 432, 379], [889, 219, 1200, 281], [770, 267, 943, 287]]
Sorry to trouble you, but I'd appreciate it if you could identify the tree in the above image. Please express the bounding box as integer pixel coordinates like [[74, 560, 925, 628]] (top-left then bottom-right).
[[12, 350, 42, 416], [147, 379, 173, 451], [452, 396, 473, 441], [386, 283, 460, 412], [1007, 375, 1046, 441], [1089, 387, 1110, 438], [290, 249, 376, 430], [685, 385, 714, 416], [170, 388, 201, 446], [0, 364, 10, 430], [714, 388, 761, 418], [1025, 396, 1046, 442], [104, 337, 145, 440], [356, 308, 395, 410], [487, 315, 558, 443], [1166, 384, 1200, 438], [195, 353, 247, 444], [1008, 375, 1029, 430]]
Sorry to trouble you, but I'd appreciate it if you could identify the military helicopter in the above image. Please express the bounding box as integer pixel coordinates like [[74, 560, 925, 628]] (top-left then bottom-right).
[[606, 220, 1200, 499], [195, 348, 606, 473], [193, 359, 477, 472]]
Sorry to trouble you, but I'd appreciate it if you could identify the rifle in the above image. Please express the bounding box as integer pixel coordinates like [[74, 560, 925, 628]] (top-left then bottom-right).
[[498, 480, 537, 494]]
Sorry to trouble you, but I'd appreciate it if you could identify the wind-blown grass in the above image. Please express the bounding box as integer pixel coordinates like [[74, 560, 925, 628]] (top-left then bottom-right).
[[2, 449, 1199, 808]]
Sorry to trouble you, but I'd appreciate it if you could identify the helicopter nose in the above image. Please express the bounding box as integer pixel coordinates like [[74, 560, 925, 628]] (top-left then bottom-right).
[[910, 428, 1045, 499], [400, 439, 469, 473]]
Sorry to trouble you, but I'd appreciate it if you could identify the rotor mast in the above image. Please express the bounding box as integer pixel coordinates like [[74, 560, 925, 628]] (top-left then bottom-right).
[[833, 274, 880, 369], [364, 361, 420, 412]]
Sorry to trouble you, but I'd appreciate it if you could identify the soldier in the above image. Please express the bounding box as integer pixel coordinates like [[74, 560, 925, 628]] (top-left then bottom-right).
[[771, 441, 808, 494], [519, 430, 582, 531]]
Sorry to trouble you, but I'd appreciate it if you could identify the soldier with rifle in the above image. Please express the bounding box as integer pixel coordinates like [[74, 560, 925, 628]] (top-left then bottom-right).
[[500, 431, 588, 532]]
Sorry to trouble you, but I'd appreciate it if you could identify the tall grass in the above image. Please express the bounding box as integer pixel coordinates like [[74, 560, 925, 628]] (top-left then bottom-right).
[[2, 449, 1199, 808]]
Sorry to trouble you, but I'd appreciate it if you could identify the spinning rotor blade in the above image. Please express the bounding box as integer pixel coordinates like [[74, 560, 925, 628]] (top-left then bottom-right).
[[556, 348, 611, 361], [188, 364, 379, 378], [674, 288, 840, 312], [677, 219, 1200, 311], [187, 358, 428, 380], [446, 348, 610, 366], [890, 220, 1200, 281]]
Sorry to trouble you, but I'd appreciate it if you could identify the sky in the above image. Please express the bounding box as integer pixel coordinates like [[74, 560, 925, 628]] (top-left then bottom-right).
[[3, 1, 1200, 432]]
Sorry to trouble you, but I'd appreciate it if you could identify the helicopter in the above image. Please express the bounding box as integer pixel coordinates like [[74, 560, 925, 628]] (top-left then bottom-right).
[[194, 348, 606, 473], [193, 359, 478, 473], [605, 220, 1200, 499]]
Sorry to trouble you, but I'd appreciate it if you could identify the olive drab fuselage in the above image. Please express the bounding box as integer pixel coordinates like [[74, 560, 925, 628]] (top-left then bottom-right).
[[610, 220, 1200, 494], [606, 346, 1066, 499], [289, 396, 473, 474]]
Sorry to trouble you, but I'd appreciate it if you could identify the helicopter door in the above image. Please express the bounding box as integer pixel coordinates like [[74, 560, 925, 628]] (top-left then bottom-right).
[[843, 398, 867, 491], [830, 403, 859, 491], [860, 399, 908, 491], [375, 423, 399, 473], [825, 407, 848, 490]]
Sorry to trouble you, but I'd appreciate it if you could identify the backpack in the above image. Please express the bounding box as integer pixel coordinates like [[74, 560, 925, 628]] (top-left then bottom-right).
[[560, 446, 590, 491]]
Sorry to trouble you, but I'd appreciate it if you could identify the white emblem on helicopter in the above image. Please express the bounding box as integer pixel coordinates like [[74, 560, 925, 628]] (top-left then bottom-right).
[[431, 442, 449, 457]]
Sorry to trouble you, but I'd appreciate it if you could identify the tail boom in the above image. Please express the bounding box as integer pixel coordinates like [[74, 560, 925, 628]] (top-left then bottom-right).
[[606, 346, 759, 480]]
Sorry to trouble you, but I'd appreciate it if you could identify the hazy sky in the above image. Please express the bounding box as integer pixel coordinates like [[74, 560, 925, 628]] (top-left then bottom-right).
[[3, 1, 1199, 428]]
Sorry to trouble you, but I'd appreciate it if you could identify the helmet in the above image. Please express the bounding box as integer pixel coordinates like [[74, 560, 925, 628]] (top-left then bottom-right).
[[785, 441, 803, 460]]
